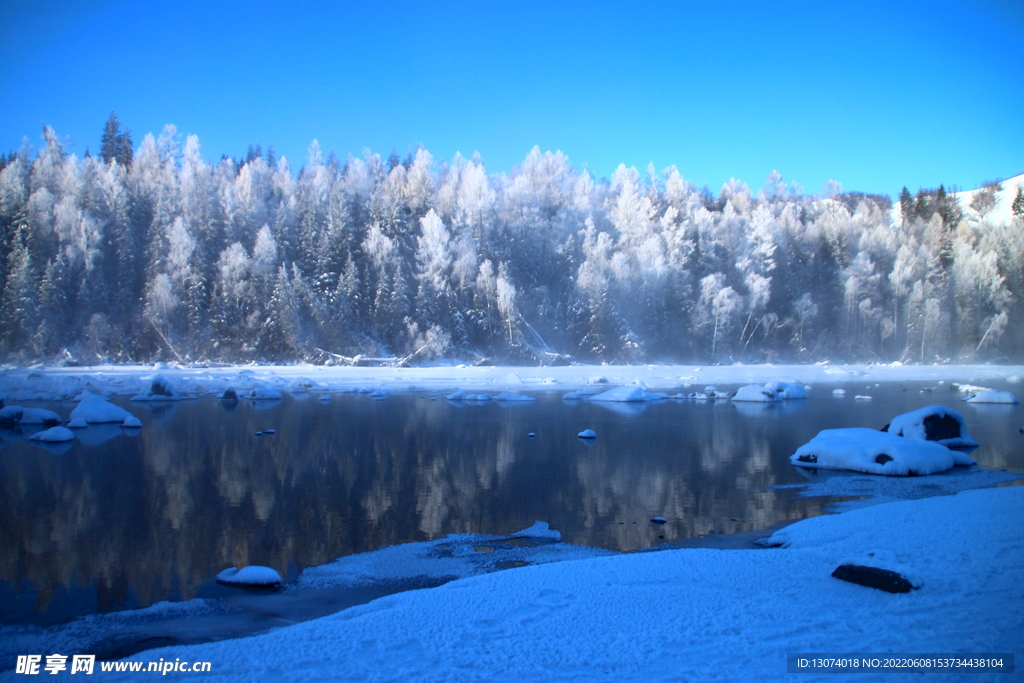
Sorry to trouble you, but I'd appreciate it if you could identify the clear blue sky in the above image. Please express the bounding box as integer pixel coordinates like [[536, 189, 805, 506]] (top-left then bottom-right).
[[2, 0, 1021, 196]]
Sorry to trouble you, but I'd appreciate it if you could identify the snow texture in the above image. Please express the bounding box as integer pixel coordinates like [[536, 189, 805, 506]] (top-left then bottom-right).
[[791, 428, 974, 476], [38, 486, 1022, 683], [885, 405, 978, 448], [27, 426, 74, 442], [68, 395, 133, 424]]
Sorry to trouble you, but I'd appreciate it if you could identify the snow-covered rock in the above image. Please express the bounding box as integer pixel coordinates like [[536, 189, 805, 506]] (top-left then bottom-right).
[[885, 405, 979, 449], [732, 385, 782, 402], [122, 415, 142, 428], [765, 380, 808, 399], [590, 386, 660, 402], [66, 417, 87, 428], [319, 393, 332, 402], [510, 521, 561, 541], [130, 374, 182, 401], [790, 427, 974, 476], [245, 387, 283, 400], [69, 395, 134, 424], [963, 390, 1019, 404], [446, 390, 468, 400], [492, 392, 536, 402], [562, 390, 583, 400], [28, 426, 75, 442], [216, 566, 282, 587], [0, 406, 62, 426], [833, 389, 846, 396], [578, 429, 597, 439]]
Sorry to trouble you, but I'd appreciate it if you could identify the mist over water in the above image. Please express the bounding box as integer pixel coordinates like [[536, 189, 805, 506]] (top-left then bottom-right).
[[1, 383, 1021, 627]]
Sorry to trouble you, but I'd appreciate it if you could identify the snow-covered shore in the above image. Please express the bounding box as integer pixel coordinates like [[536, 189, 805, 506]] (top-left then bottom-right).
[[2, 361, 1023, 401], [10, 486, 1020, 682]]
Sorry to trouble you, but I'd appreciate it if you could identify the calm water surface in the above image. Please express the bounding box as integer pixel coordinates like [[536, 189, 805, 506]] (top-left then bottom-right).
[[1, 381, 1022, 626]]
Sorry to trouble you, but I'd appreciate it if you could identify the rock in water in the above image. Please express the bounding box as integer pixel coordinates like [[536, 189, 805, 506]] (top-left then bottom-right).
[[216, 565, 282, 588], [831, 564, 917, 593], [578, 429, 597, 439]]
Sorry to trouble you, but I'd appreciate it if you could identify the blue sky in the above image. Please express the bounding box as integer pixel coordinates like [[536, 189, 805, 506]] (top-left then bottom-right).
[[1, 0, 1021, 196]]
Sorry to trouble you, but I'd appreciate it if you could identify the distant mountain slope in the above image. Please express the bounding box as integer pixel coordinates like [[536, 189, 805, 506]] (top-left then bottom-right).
[[952, 173, 1024, 225]]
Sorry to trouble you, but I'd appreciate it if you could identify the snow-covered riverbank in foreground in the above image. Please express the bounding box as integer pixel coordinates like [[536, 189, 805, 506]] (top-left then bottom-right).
[[1, 363, 1021, 681], [8, 487, 1020, 682]]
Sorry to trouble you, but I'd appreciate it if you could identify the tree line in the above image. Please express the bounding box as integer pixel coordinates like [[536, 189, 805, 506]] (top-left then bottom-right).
[[1, 114, 1021, 365]]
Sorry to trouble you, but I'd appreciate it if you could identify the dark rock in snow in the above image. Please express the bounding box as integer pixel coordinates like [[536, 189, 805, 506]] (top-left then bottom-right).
[[874, 453, 893, 464], [831, 563, 918, 593], [922, 413, 962, 442], [796, 453, 817, 463], [221, 388, 238, 401]]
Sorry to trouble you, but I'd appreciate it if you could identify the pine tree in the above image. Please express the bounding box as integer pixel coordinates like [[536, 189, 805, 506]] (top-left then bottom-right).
[[1013, 186, 1024, 220]]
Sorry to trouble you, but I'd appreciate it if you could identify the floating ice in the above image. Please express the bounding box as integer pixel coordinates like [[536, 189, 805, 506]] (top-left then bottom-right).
[[885, 406, 978, 449], [963, 390, 1019, 404], [28, 425, 75, 442], [69, 395, 134, 424], [791, 427, 974, 476]]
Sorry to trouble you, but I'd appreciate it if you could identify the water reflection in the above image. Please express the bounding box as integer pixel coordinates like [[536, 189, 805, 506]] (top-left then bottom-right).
[[0, 384, 1021, 626]]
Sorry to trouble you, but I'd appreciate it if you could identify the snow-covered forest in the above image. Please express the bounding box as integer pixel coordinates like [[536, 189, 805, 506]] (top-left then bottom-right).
[[2, 118, 1022, 365]]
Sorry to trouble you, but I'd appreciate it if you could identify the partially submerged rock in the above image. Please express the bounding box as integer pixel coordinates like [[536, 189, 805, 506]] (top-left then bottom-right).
[[578, 428, 597, 439], [963, 390, 1019, 404], [831, 564, 919, 593], [732, 385, 782, 402], [590, 386, 659, 402], [131, 374, 182, 401], [29, 426, 75, 443], [0, 406, 62, 427], [70, 395, 134, 424], [216, 566, 282, 588], [885, 405, 978, 449], [791, 427, 974, 476]]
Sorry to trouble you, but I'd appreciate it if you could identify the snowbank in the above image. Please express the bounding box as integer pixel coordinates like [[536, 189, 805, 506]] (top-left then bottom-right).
[[790, 427, 974, 476], [68, 395, 134, 424], [885, 405, 978, 449], [67, 486, 1023, 683]]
